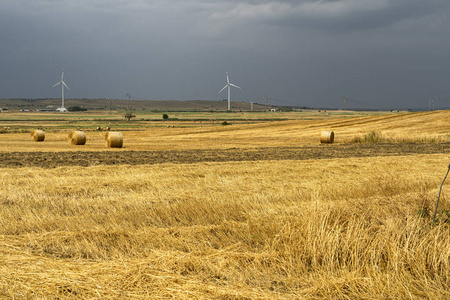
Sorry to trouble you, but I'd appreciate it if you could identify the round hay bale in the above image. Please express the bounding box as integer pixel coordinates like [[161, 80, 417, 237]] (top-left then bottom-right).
[[31, 130, 45, 142], [320, 131, 335, 144], [68, 130, 86, 145], [106, 132, 123, 148]]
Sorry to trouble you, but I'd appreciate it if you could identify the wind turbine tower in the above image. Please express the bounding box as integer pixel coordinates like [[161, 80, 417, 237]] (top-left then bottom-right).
[[429, 97, 434, 111], [52, 68, 70, 112], [219, 72, 241, 111]]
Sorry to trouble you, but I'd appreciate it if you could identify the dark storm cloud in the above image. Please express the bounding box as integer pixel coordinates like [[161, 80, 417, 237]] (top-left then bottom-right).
[[211, 0, 444, 30], [1, 0, 450, 109]]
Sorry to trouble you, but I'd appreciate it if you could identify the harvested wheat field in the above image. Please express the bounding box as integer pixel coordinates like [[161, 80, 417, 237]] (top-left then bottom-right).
[[0, 110, 449, 299]]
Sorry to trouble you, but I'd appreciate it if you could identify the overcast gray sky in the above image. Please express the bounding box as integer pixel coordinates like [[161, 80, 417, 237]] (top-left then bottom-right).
[[1, 0, 449, 109]]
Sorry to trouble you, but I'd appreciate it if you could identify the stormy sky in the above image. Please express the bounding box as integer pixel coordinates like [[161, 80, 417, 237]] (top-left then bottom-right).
[[1, 0, 449, 110]]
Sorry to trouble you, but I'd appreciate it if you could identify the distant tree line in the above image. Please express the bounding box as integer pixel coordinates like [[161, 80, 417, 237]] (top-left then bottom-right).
[[68, 106, 87, 112]]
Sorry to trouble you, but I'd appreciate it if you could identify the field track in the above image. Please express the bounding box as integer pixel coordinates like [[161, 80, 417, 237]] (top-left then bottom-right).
[[2, 143, 449, 168]]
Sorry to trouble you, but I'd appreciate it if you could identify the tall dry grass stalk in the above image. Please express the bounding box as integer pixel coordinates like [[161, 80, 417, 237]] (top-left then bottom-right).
[[0, 154, 449, 298]]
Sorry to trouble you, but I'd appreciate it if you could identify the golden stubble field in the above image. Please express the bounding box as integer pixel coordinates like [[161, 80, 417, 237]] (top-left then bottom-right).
[[0, 110, 449, 299], [1, 110, 450, 151]]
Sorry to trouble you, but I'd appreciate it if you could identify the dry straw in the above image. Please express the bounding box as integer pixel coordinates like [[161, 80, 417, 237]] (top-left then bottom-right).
[[68, 131, 87, 145], [30, 130, 45, 142], [320, 131, 335, 143], [105, 131, 123, 148]]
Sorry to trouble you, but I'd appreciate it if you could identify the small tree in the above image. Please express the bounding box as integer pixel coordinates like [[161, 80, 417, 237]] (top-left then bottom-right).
[[162, 113, 169, 120], [124, 109, 136, 121]]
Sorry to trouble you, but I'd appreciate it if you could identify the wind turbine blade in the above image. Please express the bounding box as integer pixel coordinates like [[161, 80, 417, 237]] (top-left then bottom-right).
[[52, 81, 61, 88], [218, 85, 228, 94], [229, 83, 241, 89], [226, 72, 229, 84], [62, 81, 70, 90]]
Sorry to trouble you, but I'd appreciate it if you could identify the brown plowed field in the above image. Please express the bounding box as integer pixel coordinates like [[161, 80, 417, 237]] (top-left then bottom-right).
[[1, 143, 448, 168]]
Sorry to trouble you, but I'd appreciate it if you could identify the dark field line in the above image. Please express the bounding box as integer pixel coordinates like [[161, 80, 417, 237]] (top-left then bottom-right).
[[0, 143, 449, 168]]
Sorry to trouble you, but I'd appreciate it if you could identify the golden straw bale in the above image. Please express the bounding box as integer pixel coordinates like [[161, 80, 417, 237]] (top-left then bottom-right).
[[105, 132, 123, 148], [68, 130, 87, 145], [30, 130, 45, 142], [320, 131, 335, 144]]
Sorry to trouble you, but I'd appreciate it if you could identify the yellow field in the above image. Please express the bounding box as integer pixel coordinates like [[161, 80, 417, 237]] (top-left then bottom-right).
[[1, 110, 449, 151], [0, 110, 449, 298]]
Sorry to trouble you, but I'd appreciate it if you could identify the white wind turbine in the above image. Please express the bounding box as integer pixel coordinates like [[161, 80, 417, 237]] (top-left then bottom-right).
[[53, 68, 70, 112], [219, 72, 241, 111]]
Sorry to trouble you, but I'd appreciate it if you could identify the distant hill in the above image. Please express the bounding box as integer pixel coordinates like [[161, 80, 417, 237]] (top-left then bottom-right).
[[0, 98, 274, 112]]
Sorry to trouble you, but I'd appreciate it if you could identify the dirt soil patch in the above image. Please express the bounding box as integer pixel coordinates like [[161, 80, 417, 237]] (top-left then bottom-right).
[[0, 143, 448, 168]]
